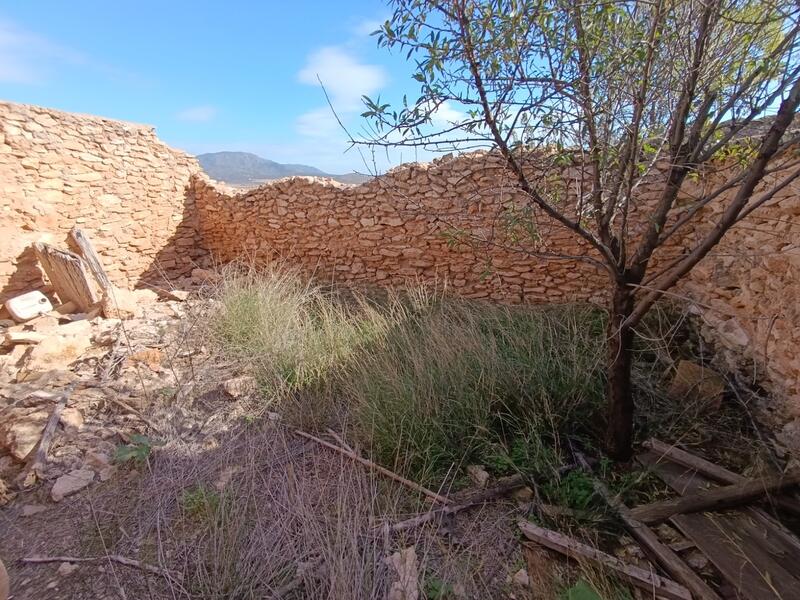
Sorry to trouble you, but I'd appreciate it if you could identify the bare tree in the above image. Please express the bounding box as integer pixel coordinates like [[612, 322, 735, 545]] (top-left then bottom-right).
[[359, 0, 800, 459]]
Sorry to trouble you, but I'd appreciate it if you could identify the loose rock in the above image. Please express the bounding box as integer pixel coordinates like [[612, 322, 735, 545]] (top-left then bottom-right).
[[222, 375, 258, 399], [51, 468, 94, 502]]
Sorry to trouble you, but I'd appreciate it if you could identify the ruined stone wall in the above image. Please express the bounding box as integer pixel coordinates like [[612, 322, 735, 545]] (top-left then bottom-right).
[[0, 101, 206, 302], [0, 99, 796, 415], [193, 153, 800, 414]]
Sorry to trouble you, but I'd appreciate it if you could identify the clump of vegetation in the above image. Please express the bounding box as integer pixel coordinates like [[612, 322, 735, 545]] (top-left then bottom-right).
[[180, 484, 224, 521], [114, 434, 162, 465], [211, 263, 765, 488], [343, 296, 607, 482], [208, 264, 700, 484]]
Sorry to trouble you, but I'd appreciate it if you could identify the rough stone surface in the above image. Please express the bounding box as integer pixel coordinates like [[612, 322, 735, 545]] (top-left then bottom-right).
[[222, 375, 258, 399], [0, 407, 48, 460], [0, 101, 207, 303], [668, 360, 726, 410], [191, 154, 800, 416], [50, 468, 94, 502], [0, 100, 798, 425]]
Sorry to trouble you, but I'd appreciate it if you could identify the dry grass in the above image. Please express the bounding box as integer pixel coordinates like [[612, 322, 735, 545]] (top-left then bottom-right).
[[208, 263, 612, 485], [86, 420, 526, 599]]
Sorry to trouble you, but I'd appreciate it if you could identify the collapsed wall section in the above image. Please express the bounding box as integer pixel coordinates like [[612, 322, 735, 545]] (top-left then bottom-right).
[[0, 101, 206, 302]]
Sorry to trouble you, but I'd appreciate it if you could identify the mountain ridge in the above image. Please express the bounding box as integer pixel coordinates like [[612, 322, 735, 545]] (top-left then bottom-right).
[[197, 151, 369, 186]]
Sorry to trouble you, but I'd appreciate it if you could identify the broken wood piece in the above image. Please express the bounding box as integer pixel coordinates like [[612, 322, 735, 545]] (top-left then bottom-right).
[[15, 383, 75, 489], [574, 453, 720, 600], [294, 429, 449, 505], [389, 474, 525, 532], [69, 227, 111, 292], [638, 451, 800, 599], [33, 242, 98, 311], [518, 520, 692, 600], [630, 470, 800, 524], [21, 554, 182, 583], [643, 438, 800, 515]]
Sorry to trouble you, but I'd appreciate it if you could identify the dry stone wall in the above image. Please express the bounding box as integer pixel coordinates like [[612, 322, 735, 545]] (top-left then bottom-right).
[[0, 100, 797, 417], [193, 154, 800, 415], [0, 101, 206, 302]]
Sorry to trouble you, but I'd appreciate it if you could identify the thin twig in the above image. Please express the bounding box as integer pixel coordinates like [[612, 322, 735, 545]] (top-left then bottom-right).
[[388, 474, 526, 532], [20, 554, 183, 583], [293, 429, 450, 505]]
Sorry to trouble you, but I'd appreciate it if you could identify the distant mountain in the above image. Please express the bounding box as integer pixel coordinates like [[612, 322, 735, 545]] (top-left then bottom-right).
[[196, 151, 370, 186]]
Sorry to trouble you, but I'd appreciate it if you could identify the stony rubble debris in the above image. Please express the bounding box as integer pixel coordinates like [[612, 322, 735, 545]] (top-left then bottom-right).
[[0, 284, 242, 507]]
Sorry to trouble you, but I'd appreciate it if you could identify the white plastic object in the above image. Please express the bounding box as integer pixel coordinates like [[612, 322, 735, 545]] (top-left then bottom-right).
[[5, 290, 53, 322]]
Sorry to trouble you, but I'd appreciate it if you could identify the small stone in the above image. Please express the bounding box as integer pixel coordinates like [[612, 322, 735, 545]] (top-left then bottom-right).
[[51, 468, 94, 502], [512, 486, 534, 503], [162, 289, 190, 302], [124, 348, 163, 371], [511, 568, 530, 587], [222, 375, 258, 399], [466, 464, 490, 488], [57, 562, 78, 577], [668, 360, 725, 410], [60, 407, 84, 431], [83, 450, 111, 470], [101, 286, 140, 320]]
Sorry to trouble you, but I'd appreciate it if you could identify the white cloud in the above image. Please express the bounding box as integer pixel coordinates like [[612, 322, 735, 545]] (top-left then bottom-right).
[[176, 105, 217, 122], [298, 46, 387, 111], [0, 18, 86, 84], [352, 19, 382, 37], [295, 107, 341, 139], [429, 101, 467, 127]]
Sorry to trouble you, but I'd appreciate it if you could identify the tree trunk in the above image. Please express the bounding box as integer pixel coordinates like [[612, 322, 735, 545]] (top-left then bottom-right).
[[605, 282, 636, 461]]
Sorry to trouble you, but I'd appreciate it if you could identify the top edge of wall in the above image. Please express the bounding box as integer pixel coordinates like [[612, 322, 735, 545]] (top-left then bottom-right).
[[0, 99, 156, 132]]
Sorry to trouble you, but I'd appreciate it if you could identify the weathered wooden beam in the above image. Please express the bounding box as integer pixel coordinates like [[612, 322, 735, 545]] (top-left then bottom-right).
[[574, 453, 721, 600], [638, 452, 800, 599], [644, 438, 800, 515], [518, 520, 692, 600], [631, 470, 800, 524], [33, 242, 98, 311], [69, 227, 111, 292]]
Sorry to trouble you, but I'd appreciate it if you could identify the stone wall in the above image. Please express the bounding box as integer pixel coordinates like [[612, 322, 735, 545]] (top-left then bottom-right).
[[192, 153, 800, 415], [0, 101, 206, 302], [0, 100, 796, 417]]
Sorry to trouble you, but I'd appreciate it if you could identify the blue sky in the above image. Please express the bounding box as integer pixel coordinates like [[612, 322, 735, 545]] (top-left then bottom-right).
[[0, 1, 453, 173]]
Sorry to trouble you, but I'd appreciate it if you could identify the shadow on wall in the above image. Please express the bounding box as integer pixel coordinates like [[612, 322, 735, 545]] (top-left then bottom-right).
[[0, 184, 209, 304], [0, 246, 46, 302], [134, 182, 211, 292]]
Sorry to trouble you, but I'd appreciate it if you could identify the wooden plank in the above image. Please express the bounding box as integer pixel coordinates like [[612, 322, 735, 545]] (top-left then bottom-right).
[[68, 227, 111, 292], [638, 452, 800, 599], [574, 453, 721, 600], [644, 438, 800, 515], [16, 384, 75, 488], [518, 520, 692, 600], [33, 242, 98, 311], [630, 470, 800, 524]]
